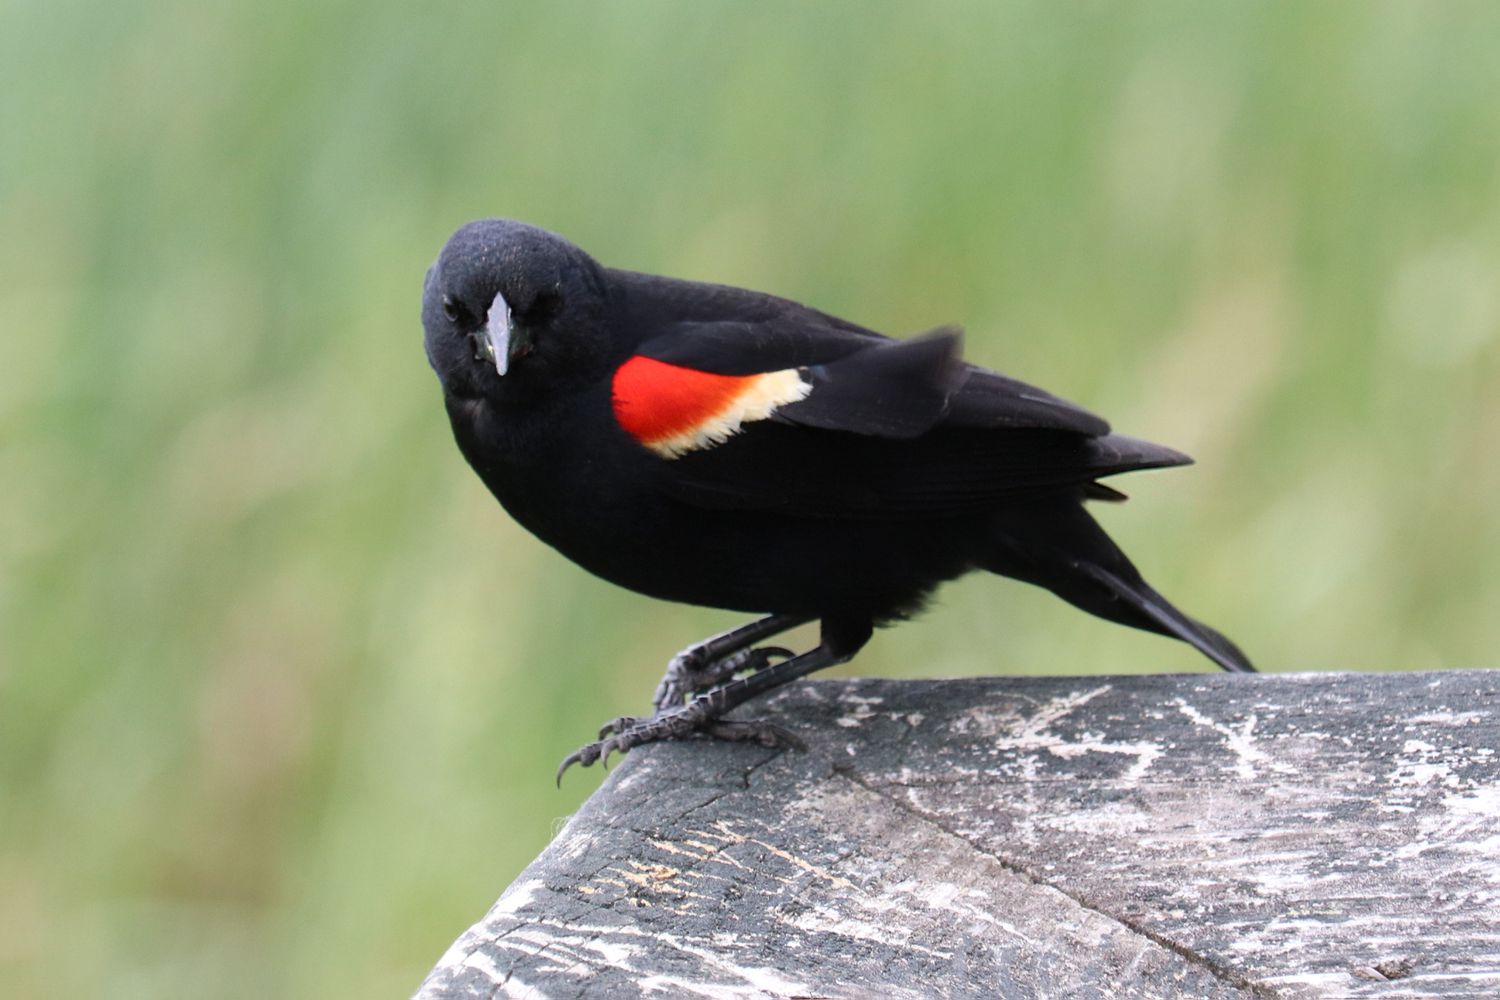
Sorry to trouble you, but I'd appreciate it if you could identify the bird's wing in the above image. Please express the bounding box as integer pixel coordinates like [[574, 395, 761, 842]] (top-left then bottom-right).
[[654, 423, 1188, 519], [625, 321, 1109, 436], [943, 367, 1109, 436], [611, 321, 1174, 519]]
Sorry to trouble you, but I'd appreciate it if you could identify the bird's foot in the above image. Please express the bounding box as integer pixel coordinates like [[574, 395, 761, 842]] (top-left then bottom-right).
[[652, 644, 794, 712], [556, 700, 803, 785]]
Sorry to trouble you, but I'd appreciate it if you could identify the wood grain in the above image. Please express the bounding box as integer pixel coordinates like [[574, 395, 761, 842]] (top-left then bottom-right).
[[418, 671, 1500, 999]]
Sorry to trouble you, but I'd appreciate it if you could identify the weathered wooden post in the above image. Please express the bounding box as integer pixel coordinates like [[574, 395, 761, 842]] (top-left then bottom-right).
[[417, 671, 1500, 999]]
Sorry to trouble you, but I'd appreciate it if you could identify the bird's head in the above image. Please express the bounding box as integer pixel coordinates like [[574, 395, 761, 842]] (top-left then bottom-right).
[[423, 219, 610, 401]]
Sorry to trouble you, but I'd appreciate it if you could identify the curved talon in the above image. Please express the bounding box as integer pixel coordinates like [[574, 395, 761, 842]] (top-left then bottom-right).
[[598, 716, 643, 739], [558, 694, 802, 788], [557, 729, 641, 784], [652, 690, 680, 714], [555, 746, 593, 787]]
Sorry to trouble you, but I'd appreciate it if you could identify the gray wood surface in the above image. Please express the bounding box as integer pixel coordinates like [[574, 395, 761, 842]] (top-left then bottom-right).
[[418, 671, 1500, 999]]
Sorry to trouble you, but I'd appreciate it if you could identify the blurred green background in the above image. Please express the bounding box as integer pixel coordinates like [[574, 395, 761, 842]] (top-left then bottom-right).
[[3, 1, 1498, 996]]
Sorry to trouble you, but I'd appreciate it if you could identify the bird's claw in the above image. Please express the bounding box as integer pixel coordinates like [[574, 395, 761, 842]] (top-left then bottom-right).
[[558, 704, 698, 785], [598, 715, 646, 739], [556, 701, 801, 785], [554, 747, 591, 787], [554, 733, 633, 785], [652, 645, 796, 712]]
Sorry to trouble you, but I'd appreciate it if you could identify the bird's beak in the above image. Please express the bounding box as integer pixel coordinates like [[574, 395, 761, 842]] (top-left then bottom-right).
[[485, 291, 513, 376]]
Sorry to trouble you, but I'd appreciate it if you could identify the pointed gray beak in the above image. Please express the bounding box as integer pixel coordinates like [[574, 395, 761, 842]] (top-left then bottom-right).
[[486, 291, 512, 376]]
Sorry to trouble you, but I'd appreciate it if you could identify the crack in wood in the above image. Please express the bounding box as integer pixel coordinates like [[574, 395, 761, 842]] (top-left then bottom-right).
[[831, 762, 1274, 998], [419, 671, 1500, 999]]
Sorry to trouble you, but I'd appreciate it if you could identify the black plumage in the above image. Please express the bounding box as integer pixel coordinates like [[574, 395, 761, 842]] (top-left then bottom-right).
[[421, 219, 1255, 778]]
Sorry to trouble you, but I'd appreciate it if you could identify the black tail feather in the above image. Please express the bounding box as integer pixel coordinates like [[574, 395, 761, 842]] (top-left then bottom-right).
[[1083, 566, 1256, 674], [985, 502, 1256, 675]]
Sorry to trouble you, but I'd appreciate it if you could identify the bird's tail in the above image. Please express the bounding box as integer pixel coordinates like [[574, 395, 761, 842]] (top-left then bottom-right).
[[1079, 564, 1255, 674], [985, 501, 1256, 674]]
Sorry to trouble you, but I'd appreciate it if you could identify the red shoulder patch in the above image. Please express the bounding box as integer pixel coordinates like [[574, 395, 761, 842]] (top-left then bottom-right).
[[612, 356, 755, 445], [611, 356, 811, 458]]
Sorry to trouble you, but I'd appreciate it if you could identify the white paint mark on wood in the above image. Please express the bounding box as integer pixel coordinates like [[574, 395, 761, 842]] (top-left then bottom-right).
[[419, 672, 1500, 1000], [1173, 699, 1293, 780]]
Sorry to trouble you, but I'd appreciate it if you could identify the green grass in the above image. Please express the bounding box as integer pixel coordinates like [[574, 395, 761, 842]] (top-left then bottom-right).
[[2, 2, 1498, 996]]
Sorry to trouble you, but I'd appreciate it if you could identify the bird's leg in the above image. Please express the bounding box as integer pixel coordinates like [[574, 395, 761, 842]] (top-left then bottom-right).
[[652, 613, 810, 711], [560, 645, 842, 782], [558, 618, 872, 783]]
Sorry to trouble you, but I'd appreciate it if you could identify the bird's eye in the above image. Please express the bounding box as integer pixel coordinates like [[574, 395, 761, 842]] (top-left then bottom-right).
[[442, 295, 464, 324]]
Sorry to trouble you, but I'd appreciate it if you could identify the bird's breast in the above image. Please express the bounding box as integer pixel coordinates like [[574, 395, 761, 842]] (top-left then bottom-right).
[[448, 392, 659, 559]]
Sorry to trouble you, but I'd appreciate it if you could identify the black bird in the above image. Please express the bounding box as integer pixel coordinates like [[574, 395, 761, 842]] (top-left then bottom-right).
[[421, 219, 1254, 780]]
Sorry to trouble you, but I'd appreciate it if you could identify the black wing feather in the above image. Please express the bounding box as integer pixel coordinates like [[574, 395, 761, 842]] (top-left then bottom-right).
[[662, 425, 1188, 519], [610, 271, 1176, 519], [629, 319, 1108, 440], [633, 319, 877, 374], [776, 328, 965, 439], [947, 368, 1110, 436]]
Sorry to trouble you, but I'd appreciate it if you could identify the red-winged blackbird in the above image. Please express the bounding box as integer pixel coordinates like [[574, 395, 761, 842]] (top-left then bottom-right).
[[422, 220, 1255, 780]]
